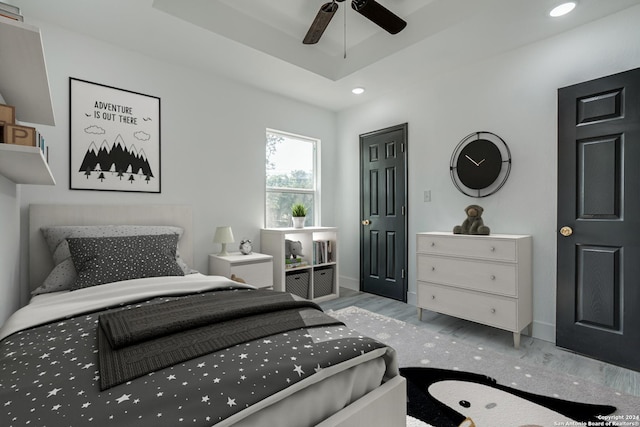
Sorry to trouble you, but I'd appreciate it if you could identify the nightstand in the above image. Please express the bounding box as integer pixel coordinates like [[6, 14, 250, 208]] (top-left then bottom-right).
[[208, 252, 274, 289]]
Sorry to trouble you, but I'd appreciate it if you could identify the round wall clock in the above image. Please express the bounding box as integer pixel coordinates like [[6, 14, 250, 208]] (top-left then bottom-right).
[[450, 131, 511, 198]]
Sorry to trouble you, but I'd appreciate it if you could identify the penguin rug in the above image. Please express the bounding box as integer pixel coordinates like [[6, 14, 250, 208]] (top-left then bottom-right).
[[400, 367, 616, 427]]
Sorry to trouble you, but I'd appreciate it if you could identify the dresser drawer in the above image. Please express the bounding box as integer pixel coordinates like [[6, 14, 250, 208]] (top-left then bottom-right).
[[417, 234, 517, 262], [417, 282, 517, 331], [417, 255, 517, 296]]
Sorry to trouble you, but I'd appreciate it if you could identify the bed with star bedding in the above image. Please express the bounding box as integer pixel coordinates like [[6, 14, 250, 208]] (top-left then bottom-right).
[[0, 204, 406, 427]]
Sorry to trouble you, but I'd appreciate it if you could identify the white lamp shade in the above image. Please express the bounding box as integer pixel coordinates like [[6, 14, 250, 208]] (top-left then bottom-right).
[[213, 226, 234, 244], [213, 226, 234, 256]]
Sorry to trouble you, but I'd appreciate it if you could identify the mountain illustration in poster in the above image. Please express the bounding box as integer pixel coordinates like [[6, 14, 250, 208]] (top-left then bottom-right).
[[78, 134, 154, 184]]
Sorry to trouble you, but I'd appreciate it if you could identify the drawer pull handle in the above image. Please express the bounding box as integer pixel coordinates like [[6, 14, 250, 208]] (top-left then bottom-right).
[[431, 295, 436, 300], [490, 246, 496, 252], [490, 308, 496, 314], [431, 266, 436, 271], [431, 242, 435, 247], [490, 275, 496, 280]]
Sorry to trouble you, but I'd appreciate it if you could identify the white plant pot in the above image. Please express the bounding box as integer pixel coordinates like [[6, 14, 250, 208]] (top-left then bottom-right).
[[292, 216, 305, 228]]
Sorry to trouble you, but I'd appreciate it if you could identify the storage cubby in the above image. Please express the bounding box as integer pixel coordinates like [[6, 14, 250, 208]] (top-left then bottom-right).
[[261, 227, 339, 302]]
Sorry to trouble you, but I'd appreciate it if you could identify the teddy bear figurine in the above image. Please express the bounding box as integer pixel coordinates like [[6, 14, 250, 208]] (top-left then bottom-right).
[[453, 204, 490, 235]]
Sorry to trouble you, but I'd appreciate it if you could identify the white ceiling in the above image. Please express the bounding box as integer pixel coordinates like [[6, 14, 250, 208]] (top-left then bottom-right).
[[13, 0, 640, 111]]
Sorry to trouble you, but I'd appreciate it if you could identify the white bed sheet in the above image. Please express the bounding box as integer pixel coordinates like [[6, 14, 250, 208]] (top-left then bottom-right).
[[0, 273, 252, 340]]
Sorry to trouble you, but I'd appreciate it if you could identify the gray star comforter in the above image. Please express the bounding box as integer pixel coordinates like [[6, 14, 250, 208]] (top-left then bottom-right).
[[0, 274, 397, 426]]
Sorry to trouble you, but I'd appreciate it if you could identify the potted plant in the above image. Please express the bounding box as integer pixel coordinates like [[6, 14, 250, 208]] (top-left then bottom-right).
[[291, 203, 307, 228]]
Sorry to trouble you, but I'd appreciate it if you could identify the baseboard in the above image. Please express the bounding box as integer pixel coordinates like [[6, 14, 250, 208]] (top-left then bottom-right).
[[339, 275, 359, 291], [407, 291, 417, 306], [532, 320, 555, 343]]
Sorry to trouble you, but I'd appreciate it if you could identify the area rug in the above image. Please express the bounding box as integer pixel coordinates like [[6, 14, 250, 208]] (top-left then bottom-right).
[[401, 366, 615, 427], [327, 306, 640, 424]]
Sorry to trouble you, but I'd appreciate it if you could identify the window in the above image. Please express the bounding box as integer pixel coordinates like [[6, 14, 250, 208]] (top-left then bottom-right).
[[266, 129, 319, 228]]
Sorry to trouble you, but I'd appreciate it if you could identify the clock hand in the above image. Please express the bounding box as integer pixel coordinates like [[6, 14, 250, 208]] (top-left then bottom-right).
[[477, 159, 486, 166], [465, 155, 480, 166]]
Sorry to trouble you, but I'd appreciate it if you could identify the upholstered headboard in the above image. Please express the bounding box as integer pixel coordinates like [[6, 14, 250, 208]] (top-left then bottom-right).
[[29, 204, 193, 293]]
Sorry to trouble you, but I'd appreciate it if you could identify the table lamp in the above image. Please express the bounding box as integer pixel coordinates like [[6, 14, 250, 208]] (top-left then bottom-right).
[[213, 226, 234, 256]]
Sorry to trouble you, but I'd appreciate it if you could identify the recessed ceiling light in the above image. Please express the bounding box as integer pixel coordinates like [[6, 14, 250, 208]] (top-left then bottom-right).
[[550, 2, 576, 17], [352, 87, 365, 95]]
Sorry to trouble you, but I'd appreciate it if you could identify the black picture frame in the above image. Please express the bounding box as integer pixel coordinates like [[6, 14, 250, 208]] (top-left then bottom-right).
[[69, 78, 161, 193]]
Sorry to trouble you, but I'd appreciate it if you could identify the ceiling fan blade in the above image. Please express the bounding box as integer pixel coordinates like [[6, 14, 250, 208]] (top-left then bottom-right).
[[351, 0, 406, 34], [303, 2, 339, 44]]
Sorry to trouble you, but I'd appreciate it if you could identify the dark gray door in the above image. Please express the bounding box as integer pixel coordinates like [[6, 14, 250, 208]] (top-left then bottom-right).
[[360, 123, 408, 302], [557, 67, 640, 371]]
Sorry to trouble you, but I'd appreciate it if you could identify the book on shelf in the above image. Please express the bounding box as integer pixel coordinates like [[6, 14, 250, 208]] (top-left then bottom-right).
[[285, 256, 308, 269], [313, 240, 333, 264]]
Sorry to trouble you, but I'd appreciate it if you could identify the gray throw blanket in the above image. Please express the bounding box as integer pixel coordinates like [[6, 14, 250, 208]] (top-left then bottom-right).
[[97, 289, 343, 390]]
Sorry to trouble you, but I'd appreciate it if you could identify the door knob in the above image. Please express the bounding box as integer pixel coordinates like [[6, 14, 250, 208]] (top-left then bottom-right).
[[560, 226, 573, 237], [361, 219, 371, 226]]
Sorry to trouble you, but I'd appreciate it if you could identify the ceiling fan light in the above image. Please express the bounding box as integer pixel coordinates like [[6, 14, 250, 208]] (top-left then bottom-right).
[[550, 2, 576, 17], [352, 87, 365, 95]]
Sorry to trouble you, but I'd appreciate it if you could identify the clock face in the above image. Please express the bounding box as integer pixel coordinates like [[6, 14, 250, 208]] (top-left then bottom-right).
[[456, 139, 502, 189], [450, 132, 511, 197], [239, 240, 252, 255]]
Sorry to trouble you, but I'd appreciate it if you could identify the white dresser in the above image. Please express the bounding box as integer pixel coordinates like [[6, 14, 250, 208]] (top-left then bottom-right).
[[416, 232, 532, 348]]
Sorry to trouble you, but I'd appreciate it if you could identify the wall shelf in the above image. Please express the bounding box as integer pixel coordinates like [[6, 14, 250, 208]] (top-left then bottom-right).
[[0, 144, 55, 185], [0, 16, 55, 125], [0, 16, 56, 185]]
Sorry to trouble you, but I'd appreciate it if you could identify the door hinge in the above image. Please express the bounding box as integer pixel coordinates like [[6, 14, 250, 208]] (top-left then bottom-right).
[[401, 206, 405, 215], [401, 269, 405, 279], [401, 143, 405, 153]]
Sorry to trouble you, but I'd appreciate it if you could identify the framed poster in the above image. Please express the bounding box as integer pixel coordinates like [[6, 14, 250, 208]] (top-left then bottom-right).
[[69, 78, 161, 193]]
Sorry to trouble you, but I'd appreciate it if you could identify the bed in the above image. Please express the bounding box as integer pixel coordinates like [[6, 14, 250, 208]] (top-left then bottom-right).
[[0, 204, 406, 427]]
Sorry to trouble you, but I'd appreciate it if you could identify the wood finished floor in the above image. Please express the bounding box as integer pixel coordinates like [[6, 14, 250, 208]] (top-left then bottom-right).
[[319, 288, 640, 398]]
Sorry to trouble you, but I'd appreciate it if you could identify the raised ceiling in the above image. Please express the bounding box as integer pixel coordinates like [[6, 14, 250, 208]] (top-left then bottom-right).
[[13, 0, 640, 111], [152, 0, 444, 80]]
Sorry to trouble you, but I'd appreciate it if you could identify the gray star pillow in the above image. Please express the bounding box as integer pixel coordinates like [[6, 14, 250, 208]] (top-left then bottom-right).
[[67, 234, 185, 290]]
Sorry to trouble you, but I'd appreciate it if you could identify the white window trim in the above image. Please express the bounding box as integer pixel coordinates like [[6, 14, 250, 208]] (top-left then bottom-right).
[[265, 128, 321, 227]]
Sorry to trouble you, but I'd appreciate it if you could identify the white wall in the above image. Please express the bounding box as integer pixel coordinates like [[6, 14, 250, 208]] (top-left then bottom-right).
[[3, 6, 640, 339], [3, 20, 337, 321], [334, 5, 640, 342], [0, 175, 19, 323]]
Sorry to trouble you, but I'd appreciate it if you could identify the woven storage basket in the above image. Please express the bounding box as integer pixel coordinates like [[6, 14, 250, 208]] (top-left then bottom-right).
[[285, 270, 310, 299], [313, 266, 334, 298]]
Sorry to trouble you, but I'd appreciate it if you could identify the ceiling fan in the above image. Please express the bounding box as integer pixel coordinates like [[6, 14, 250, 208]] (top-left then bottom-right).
[[303, 0, 407, 45]]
